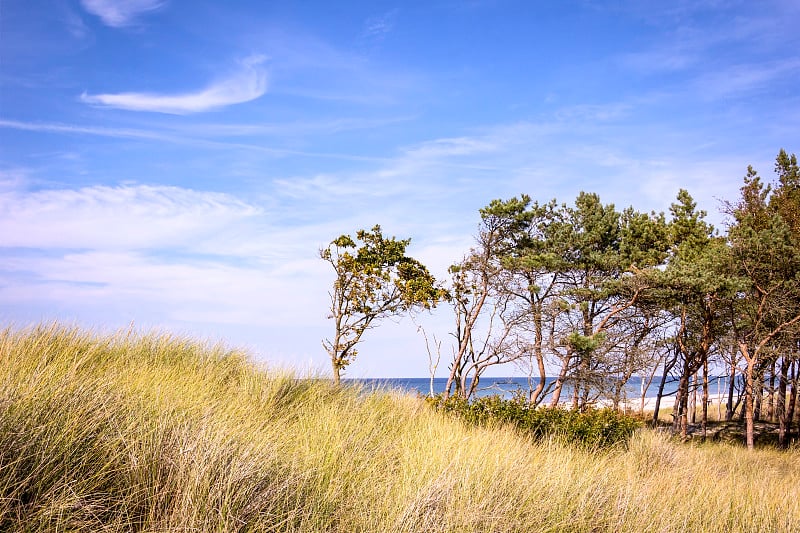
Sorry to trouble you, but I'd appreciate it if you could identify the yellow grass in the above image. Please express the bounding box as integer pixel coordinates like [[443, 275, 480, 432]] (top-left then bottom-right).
[[1, 324, 798, 532]]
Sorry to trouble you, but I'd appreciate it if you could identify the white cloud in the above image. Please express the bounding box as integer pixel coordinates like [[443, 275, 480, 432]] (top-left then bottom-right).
[[0, 181, 334, 367], [692, 59, 800, 100], [0, 183, 260, 250], [0, 180, 333, 345], [362, 9, 399, 39], [80, 0, 165, 28], [0, 118, 390, 162], [271, 135, 503, 214], [81, 55, 268, 114], [0, 118, 179, 142], [403, 137, 499, 160], [0, 168, 29, 193], [553, 103, 632, 122], [4, 250, 326, 325]]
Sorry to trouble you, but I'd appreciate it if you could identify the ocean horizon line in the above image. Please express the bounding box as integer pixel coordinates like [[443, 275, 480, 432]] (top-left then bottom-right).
[[341, 376, 712, 401]]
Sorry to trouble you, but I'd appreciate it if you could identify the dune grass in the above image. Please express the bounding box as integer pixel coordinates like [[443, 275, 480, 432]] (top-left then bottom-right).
[[1, 324, 798, 532]]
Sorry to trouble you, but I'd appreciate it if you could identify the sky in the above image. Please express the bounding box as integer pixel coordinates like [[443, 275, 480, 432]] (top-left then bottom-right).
[[1, 0, 799, 378]]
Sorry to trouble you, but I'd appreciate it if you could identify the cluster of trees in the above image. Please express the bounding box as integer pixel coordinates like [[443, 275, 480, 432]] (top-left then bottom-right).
[[321, 150, 800, 449]]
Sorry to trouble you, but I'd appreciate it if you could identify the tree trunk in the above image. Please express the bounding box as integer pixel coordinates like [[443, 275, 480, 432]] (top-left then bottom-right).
[[332, 363, 342, 386], [726, 360, 737, 421], [444, 350, 463, 400], [611, 381, 622, 411], [742, 345, 756, 450], [702, 358, 709, 440], [640, 368, 654, 417], [528, 355, 547, 406], [652, 353, 676, 425], [528, 309, 548, 406], [753, 370, 763, 423], [688, 372, 697, 425], [766, 360, 776, 423], [550, 356, 570, 407], [777, 356, 789, 447], [678, 389, 689, 440], [443, 281, 489, 401], [672, 372, 690, 439], [466, 373, 479, 399], [785, 360, 797, 443], [571, 381, 580, 410]]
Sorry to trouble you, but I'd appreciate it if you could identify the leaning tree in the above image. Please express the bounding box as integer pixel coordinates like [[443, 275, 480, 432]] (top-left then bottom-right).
[[320, 225, 446, 384]]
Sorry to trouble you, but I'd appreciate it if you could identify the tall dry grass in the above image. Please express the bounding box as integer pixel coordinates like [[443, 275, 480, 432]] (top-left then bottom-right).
[[1, 324, 798, 532]]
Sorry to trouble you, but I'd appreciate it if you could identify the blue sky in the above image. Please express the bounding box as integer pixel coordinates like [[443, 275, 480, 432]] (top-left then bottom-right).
[[1, 0, 798, 378]]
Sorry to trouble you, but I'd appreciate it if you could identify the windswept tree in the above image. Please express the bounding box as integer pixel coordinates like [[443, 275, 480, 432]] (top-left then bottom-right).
[[321, 225, 446, 384], [498, 198, 567, 406], [442, 197, 530, 400]]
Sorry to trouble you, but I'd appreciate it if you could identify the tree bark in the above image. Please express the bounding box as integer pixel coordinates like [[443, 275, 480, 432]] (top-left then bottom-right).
[[741, 343, 756, 450], [753, 370, 763, 423], [528, 309, 548, 406], [443, 273, 490, 400], [787, 360, 797, 439], [766, 360, 777, 423], [702, 358, 709, 440], [640, 361, 659, 417], [652, 351, 677, 425], [549, 356, 570, 407], [672, 372, 690, 439], [688, 372, 697, 425], [777, 356, 789, 447], [726, 359, 737, 421]]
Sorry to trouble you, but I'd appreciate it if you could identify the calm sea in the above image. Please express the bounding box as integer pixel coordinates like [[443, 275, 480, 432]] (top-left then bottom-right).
[[344, 376, 708, 401]]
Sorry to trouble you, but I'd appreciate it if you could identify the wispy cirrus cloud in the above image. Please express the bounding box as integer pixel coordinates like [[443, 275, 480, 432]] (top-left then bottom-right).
[[80, 0, 166, 28], [362, 9, 399, 39], [0, 118, 178, 142], [0, 179, 332, 353], [692, 58, 800, 100], [0, 182, 260, 251], [0, 118, 393, 163], [81, 55, 268, 114]]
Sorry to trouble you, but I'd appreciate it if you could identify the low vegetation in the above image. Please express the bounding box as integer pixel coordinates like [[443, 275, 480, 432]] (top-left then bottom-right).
[[1, 325, 799, 532], [428, 394, 642, 449]]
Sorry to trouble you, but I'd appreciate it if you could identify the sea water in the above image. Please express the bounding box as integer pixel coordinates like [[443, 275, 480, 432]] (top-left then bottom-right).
[[345, 375, 702, 402]]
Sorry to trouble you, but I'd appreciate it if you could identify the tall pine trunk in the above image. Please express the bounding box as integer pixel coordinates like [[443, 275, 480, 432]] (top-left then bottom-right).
[[726, 360, 737, 421], [702, 358, 709, 440], [777, 356, 789, 447], [688, 372, 697, 424], [672, 372, 690, 439], [786, 360, 797, 443], [742, 347, 756, 450], [765, 360, 776, 422]]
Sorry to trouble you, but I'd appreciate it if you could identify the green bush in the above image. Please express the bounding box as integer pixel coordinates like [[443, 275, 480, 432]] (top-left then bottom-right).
[[427, 394, 641, 449]]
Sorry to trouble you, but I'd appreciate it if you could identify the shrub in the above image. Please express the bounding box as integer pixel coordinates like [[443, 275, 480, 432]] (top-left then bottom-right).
[[427, 394, 641, 448]]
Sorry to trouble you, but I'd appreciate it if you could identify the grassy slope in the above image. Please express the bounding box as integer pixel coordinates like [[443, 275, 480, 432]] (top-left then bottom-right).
[[1, 325, 798, 532]]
